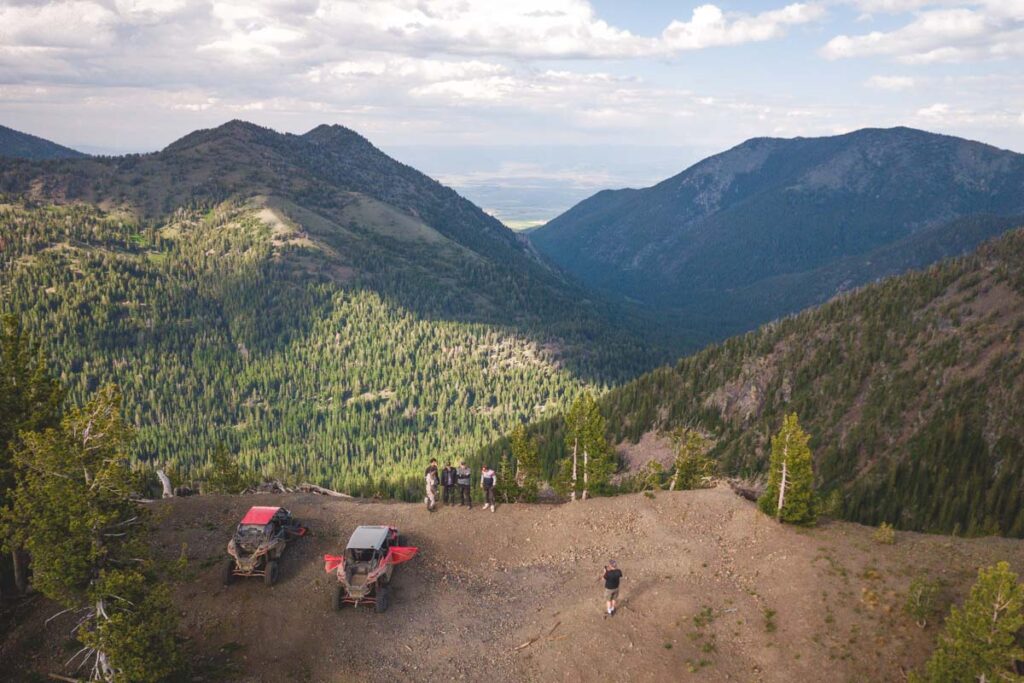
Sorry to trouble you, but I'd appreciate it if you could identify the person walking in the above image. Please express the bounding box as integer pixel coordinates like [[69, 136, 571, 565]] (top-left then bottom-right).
[[600, 560, 623, 617], [456, 461, 472, 508], [424, 458, 439, 512], [480, 464, 497, 512], [441, 462, 456, 505]]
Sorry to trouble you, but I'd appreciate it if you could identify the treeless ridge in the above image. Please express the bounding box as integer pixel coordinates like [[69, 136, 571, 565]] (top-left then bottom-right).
[[4, 486, 1024, 681]]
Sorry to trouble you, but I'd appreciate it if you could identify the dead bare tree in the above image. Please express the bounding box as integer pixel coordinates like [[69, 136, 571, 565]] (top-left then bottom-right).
[[156, 469, 174, 498]]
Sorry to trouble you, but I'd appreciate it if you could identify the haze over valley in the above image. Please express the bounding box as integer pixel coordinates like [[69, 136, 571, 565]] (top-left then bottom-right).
[[2, 1, 1024, 682]]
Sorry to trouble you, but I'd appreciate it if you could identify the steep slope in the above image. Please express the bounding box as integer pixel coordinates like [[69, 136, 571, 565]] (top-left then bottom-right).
[[0, 122, 678, 494], [502, 228, 1024, 537], [532, 127, 1024, 340], [5, 489, 1024, 682], [0, 124, 86, 160]]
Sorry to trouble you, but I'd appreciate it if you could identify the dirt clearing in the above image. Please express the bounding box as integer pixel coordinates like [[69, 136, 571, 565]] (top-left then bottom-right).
[[4, 486, 1024, 682]]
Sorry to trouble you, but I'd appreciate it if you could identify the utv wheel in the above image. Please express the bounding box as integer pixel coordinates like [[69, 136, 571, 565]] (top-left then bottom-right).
[[374, 586, 390, 613], [378, 571, 390, 587], [264, 560, 279, 587], [396, 535, 405, 547], [333, 584, 345, 611], [221, 559, 236, 586]]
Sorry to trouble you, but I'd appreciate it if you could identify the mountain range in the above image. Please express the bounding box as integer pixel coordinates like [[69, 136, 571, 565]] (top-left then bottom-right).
[[0, 121, 675, 495], [531, 127, 1024, 341], [4, 120, 1024, 534], [0, 124, 86, 160], [505, 226, 1024, 536]]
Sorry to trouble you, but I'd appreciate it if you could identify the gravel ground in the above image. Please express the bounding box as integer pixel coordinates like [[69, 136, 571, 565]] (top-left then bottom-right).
[[5, 485, 1024, 682]]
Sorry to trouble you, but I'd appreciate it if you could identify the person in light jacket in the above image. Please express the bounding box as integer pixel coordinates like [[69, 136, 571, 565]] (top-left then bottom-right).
[[424, 458, 439, 512], [480, 465, 497, 512]]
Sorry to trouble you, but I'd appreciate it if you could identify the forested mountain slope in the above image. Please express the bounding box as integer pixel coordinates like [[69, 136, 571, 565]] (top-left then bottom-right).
[[531, 127, 1024, 341], [0, 122, 677, 495], [0, 124, 87, 161], [505, 228, 1024, 537]]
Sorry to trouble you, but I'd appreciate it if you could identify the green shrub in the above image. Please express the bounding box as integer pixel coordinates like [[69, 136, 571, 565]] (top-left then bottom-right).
[[873, 522, 896, 545], [904, 577, 940, 628], [912, 561, 1024, 682]]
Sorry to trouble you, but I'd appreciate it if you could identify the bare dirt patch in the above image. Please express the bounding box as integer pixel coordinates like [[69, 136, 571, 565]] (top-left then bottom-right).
[[5, 487, 1024, 682], [616, 431, 676, 473]]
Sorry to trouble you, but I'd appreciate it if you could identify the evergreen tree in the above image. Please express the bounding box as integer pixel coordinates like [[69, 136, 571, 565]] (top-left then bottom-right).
[[558, 393, 612, 501], [495, 452, 518, 503], [758, 413, 816, 525], [0, 314, 62, 595], [5, 386, 182, 682], [203, 443, 256, 494], [509, 423, 540, 502], [669, 428, 714, 491], [913, 561, 1024, 683], [638, 460, 664, 492]]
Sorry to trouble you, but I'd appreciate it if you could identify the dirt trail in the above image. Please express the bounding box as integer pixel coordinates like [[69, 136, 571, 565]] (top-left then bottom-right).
[[5, 485, 1024, 682]]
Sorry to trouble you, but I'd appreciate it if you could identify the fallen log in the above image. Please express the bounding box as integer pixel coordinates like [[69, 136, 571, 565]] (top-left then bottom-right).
[[252, 480, 292, 494], [297, 483, 352, 498], [728, 479, 761, 503]]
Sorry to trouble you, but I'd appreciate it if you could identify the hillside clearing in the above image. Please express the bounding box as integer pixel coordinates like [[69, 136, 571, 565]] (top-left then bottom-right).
[[5, 486, 1023, 682]]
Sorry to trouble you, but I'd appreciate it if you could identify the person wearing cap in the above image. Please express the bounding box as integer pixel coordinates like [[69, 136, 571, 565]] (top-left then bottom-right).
[[456, 461, 473, 508], [599, 560, 623, 616]]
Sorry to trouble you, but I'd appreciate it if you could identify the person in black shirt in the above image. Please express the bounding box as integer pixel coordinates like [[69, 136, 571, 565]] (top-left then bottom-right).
[[440, 463, 456, 505], [599, 560, 623, 616], [456, 461, 472, 508]]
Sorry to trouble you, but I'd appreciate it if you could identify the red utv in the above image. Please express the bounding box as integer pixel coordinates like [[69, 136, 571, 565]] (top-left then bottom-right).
[[324, 525, 418, 612], [223, 506, 306, 587]]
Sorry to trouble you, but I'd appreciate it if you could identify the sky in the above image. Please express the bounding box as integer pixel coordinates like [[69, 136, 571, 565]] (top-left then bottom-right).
[[2, 0, 1023, 224]]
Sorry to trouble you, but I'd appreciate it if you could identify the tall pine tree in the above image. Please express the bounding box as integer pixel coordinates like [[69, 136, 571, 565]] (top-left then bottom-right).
[[912, 561, 1024, 683], [495, 451, 518, 503], [669, 428, 714, 491], [0, 315, 62, 596], [510, 423, 540, 502], [6, 386, 182, 682], [558, 393, 612, 501], [758, 413, 816, 525]]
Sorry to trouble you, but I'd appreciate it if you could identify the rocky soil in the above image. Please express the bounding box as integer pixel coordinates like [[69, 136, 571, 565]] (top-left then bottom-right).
[[5, 485, 1024, 682]]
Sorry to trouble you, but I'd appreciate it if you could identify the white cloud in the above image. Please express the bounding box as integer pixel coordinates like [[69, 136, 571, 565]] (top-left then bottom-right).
[[411, 76, 520, 102], [917, 102, 951, 118], [0, 1, 119, 48], [824, 3, 1024, 63], [662, 3, 825, 50], [913, 101, 1023, 129], [865, 75, 916, 90], [1, 0, 1022, 156]]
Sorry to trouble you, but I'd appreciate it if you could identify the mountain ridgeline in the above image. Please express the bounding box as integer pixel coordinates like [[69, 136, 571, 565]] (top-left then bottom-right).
[[5, 120, 1024, 534], [0, 124, 87, 161], [497, 228, 1024, 537], [531, 127, 1024, 342], [0, 121, 678, 496]]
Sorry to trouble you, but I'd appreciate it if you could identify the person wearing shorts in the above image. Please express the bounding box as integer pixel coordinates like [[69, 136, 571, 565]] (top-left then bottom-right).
[[600, 560, 623, 616], [424, 459, 439, 512]]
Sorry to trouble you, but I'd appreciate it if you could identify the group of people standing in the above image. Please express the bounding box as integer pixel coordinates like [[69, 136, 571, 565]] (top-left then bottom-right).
[[424, 458, 497, 512], [424, 459, 625, 616]]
